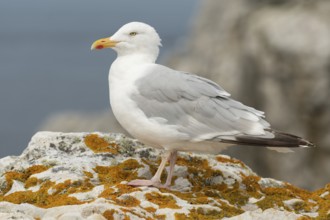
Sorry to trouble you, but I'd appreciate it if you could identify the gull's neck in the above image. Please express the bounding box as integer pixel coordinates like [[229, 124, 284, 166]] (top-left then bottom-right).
[[117, 52, 157, 65], [110, 52, 157, 79]]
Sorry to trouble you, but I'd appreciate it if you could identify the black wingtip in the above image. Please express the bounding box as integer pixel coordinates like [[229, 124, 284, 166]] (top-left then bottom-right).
[[221, 129, 315, 148], [273, 130, 316, 148]]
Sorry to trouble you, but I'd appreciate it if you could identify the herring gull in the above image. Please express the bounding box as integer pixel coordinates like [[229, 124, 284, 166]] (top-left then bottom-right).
[[91, 22, 314, 188]]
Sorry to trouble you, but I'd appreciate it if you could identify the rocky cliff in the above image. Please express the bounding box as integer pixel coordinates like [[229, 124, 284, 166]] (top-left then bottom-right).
[[0, 132, 328, 219]]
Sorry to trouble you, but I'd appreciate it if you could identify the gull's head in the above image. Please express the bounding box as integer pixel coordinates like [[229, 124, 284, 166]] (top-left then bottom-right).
[[91, 22, 161, 58]]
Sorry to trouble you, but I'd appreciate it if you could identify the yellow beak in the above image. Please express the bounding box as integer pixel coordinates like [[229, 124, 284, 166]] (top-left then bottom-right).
[[91, 37, 118, 50]]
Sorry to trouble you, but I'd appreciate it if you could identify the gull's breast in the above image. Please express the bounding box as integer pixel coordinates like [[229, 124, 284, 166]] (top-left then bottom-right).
[[109, 66, 188, 148]]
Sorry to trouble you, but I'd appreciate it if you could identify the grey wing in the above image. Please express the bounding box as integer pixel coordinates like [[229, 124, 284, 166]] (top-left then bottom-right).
[[132, 65, 271, 142]]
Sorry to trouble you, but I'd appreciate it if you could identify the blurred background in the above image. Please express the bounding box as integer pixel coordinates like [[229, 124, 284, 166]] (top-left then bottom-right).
[[0, 0, 329, 190], [0, 0, 199, 155]]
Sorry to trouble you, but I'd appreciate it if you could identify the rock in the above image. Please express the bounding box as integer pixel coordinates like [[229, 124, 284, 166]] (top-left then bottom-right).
[[0, 132, 329, 219]]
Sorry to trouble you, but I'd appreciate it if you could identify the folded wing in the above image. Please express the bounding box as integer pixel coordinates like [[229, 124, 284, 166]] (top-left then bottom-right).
[[132, 64, 313, 148]]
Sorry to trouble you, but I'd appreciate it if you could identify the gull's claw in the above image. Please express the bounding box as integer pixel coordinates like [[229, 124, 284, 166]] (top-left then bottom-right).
[[127, 151, 178, 189]]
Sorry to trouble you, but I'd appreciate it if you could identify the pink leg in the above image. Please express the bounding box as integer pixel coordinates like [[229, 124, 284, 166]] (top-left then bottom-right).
[[128, 151, 172, 187], [164, 151, 178, 187]]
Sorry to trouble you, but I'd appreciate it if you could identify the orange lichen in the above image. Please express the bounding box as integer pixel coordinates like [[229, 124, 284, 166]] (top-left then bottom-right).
[[241, 174, 262, 200], [3, 179, 83, 208], [296, 217, 313, 220], [24, 177, 40, 188], [193, 196, 210, 204], [145, 192, 180, 209], [174, 213, 187, 219], [120, 207, 148, 220], [283, 184, 330, 220], [176, 156, 224, 191], [116, 195, 140, 207], [98, 187, 115, 199], [3, 171, 25, 193], [103, 209, 116, 220], [51, 179, 94, 195], [216, 199, 244, 217], [144, 206, 157, 213], [3, 165, 49, 194], [124, 216, 131, 220], [175, 208, 225, 220], [83, 171, 94, 179], [257, 184, 312, 211], [94, 159, 142, 185], [216, 156, 246, 168], [220, 183, 249, 206], [1, 177, 96, 208], [84, 134, 119, 154], [241, 175, 261, 192], [159, 189, 202, 207], [253, 182, 330, 219], [26, 165, 49, 175], [99, 184, 141, 208], [154, 214, 166, 220]]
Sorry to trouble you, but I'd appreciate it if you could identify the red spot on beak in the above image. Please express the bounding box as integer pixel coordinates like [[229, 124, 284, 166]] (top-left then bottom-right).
[[96, 45, 104, 49]]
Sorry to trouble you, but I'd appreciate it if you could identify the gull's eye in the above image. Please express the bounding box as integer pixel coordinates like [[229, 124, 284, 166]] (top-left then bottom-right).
[[129, 32, 137, 36]]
